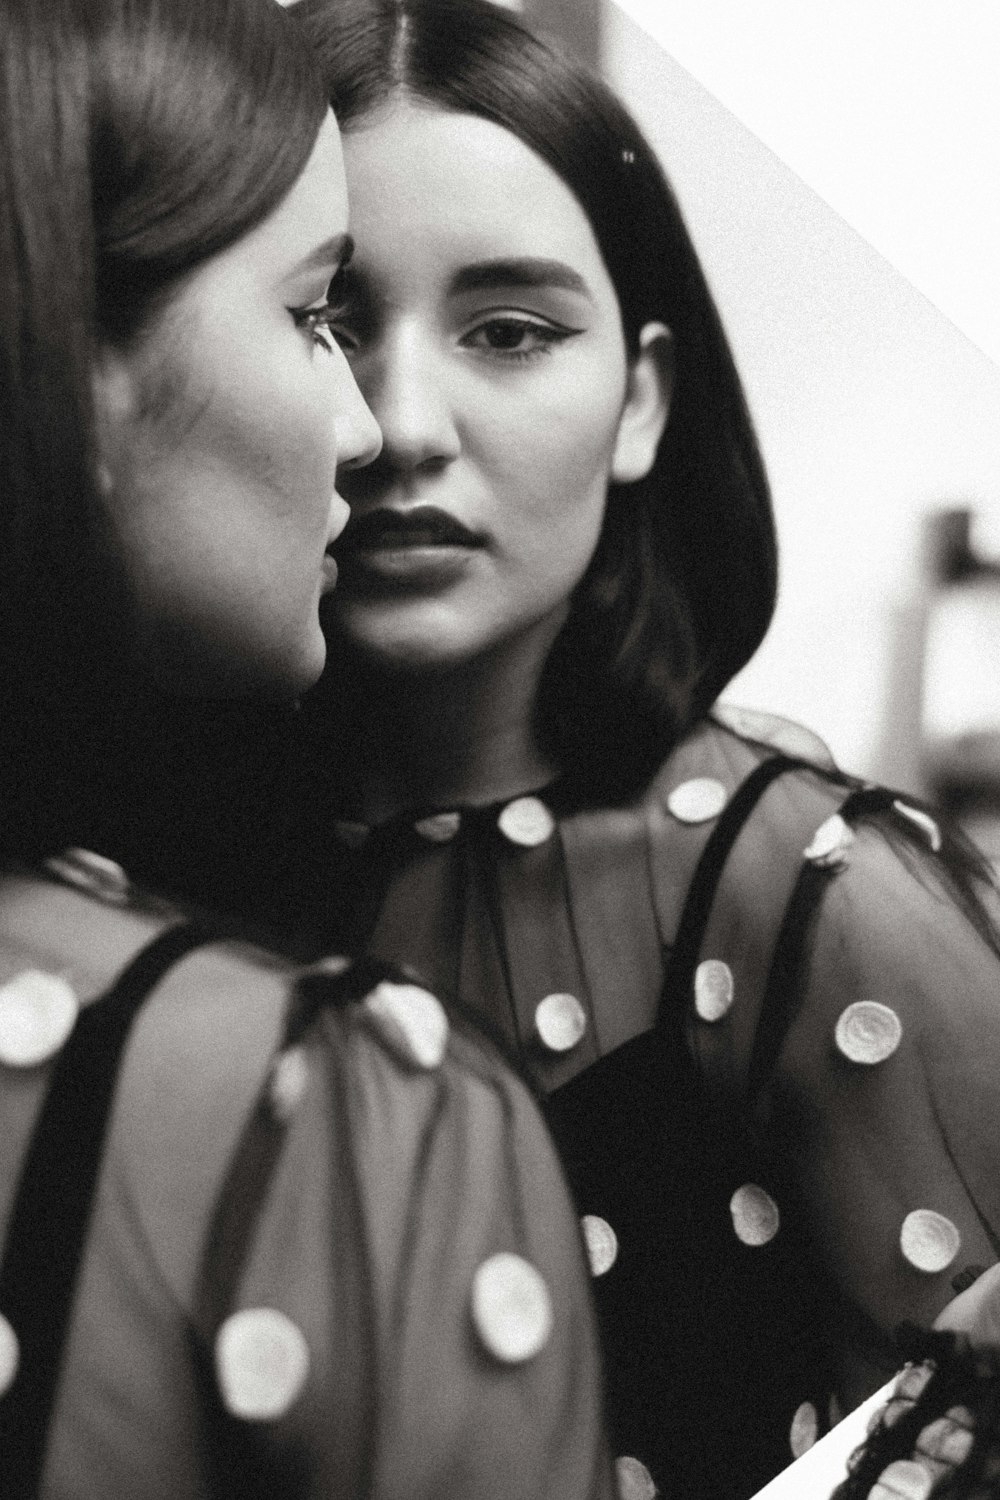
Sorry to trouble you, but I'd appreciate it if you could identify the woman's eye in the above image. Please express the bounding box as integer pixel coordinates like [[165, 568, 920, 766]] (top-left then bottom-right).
[[463, 317, 579, 361], [292, 300, 356, 355]]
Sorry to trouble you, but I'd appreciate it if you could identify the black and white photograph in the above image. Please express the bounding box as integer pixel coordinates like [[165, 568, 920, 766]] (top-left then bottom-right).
[[2, 1, 1000, 1496]]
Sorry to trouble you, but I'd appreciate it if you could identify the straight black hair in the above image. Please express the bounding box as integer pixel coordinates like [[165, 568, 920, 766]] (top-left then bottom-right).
[[295, 0, 778, 804]]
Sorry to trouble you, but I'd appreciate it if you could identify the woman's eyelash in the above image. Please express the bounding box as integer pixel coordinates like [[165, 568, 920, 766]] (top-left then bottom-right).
[[465, 316, 581, 362], [292, 297, 352, 354]]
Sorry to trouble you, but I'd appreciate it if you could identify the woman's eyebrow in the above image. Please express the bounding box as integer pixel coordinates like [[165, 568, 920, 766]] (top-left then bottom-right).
[[292, 232, 355, 278], [449, 257, 592, 300]]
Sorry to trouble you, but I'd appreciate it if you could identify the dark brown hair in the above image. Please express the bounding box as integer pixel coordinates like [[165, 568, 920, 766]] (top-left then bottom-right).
[[0, 0, 327, 848]]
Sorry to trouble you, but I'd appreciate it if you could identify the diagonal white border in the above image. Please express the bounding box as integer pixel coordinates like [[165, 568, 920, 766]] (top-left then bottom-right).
[[750, 1378, 894, 1498], [608, 0, 1000, 368]]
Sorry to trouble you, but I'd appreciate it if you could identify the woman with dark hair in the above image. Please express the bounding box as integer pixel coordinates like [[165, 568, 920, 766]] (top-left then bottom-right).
[[137, 0, 1000, 1495], [0, 1, 615, 1496], [302, 0, 775, 812]]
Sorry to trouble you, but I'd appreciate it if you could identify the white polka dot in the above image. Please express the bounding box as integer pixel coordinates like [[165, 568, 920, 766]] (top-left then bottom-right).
[[44, 847, 132, 905], [615, 1455, 657, 1499], [0, 1313, 19, 1397], [0, 971, 80, 1068], [534, 993, 587, 1053], [835, 1002, 903, 1065], [892, 801, 942, 853], [900, 1210, 962, 1274], [214, 1307, 310, 1422], [915, 1413, 974, 1466], [362, 982, 449, 1070], [694, 960, 734, 1022], [332, 819, 370, 849], [789, 1400, 818, 1458], [666, 778, 727, 825], [267, 1046, 309, 1122], [868, 1459, 935, 1500], [581, 1215, 619, 1277], [803, 813, 855, 868], [413, 811, 462, 843], [730, 1184, 780, 1246], [471, 1252, 553, 1364], [497, 796, 555, 848]]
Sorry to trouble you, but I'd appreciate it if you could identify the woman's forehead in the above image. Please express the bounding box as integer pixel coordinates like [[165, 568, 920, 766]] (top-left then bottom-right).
[[341, 103, 605, 280]]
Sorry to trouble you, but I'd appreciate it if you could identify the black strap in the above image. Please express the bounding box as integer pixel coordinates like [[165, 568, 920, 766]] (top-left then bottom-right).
[[191, 966, 381, 1500], [191, 954, 405, 1336], [746, 785, 895, 1105], [660, 755, 810, 1033], [0, 919, 213, 1497]]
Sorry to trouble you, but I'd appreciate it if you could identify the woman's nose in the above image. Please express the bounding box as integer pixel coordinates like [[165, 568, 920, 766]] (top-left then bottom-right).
[[361, 326, 460, 471], [334, 352, 382, 472]]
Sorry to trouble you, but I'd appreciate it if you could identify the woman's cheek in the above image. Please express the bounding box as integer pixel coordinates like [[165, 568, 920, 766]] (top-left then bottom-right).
[[511, 365, 627, 483]]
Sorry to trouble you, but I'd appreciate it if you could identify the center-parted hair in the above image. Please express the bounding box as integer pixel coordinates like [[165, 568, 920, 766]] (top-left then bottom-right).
[[295, 0, 778, 804]]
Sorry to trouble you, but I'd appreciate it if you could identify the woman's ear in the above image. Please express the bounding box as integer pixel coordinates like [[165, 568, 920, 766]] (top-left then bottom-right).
[[610, 321, 674, 485]]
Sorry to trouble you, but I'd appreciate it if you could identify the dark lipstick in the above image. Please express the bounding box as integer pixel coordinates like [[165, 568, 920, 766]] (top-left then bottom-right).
[[338, 505, 484, 553]]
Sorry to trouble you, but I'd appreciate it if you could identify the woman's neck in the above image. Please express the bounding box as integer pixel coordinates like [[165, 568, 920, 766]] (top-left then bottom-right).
[[319, 629, 562, 823]]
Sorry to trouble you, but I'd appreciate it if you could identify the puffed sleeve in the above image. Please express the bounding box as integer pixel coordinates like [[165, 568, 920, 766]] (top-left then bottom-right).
[[769, 816, 1000, 1407], [32, 949, 612, 1499]]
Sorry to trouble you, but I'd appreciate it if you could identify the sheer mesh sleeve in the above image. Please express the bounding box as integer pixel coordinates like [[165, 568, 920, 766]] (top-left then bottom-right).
[[30, 948, 612, 1499], [767, 818, 1000, 1408]]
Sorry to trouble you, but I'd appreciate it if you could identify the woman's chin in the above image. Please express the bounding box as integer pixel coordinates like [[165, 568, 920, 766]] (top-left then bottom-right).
[[346, 636, 470, 674], [325, 603, 479, 674]]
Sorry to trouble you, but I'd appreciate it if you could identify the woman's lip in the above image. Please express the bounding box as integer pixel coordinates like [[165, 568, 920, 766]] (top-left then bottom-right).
[[338, 505, 484, 554], [320, 551, 339, 591], [335, 544, 477, 591], [328, 491, 350, 545]]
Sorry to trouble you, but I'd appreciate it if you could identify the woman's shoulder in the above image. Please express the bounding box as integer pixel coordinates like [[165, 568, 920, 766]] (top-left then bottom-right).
[[647, 702, 839, 809], [0, 855, 293, 1288], [0, 851, 575, 1289], [647, 703, 997, 935], [553, 708, 998, 1053], [637, 708, 1000, 1100], [1, 854, 614, 1500], [637, 704, 974, 924], [536, 709, 855, 1075], [604, 706, 850, 949]]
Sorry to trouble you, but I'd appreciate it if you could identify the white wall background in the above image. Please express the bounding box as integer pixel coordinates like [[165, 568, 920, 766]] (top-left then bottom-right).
[[602, 4, 1000, 785], [605, 0, 1000, 369]]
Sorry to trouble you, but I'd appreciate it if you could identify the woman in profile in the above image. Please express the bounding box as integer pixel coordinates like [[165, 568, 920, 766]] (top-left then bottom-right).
[[195, 0, 1000, 1494], [0, 1, 613, 1496]]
